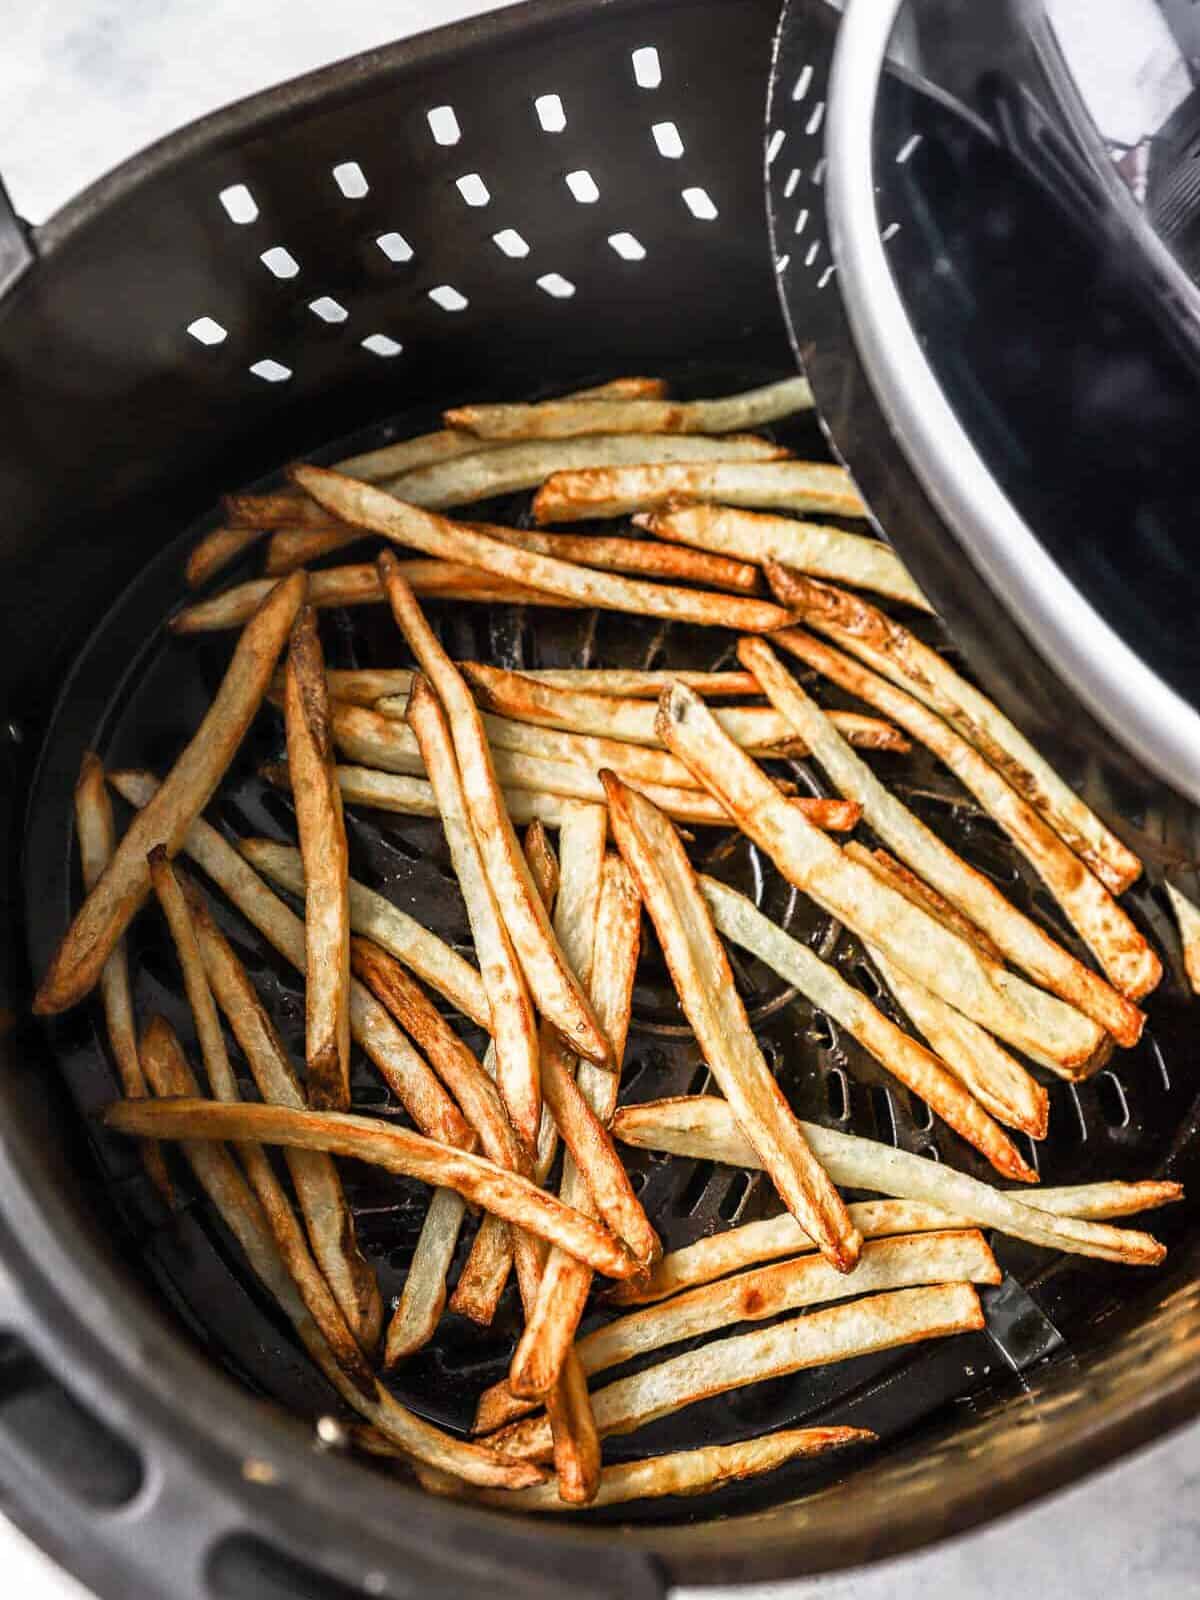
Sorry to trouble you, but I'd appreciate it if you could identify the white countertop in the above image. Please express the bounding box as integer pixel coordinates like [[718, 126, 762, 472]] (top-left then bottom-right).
[[1, 3, 1198, 1596]]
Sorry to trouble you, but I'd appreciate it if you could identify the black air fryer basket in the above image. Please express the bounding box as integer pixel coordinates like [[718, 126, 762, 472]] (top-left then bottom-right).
[[3, 2, 1200, 1596]]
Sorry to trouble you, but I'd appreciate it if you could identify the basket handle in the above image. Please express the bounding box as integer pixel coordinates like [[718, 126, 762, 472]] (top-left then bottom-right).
[[0, 175, 33, 298]]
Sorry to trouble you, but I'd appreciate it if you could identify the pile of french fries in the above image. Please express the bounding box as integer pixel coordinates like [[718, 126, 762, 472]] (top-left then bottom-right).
[[35, 374, 1193, 1513]]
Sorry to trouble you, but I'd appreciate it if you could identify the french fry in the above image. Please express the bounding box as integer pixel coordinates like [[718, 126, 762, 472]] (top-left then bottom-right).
[[601, 1183, 1182, 1313], [1166, 881, 1200, 996], [466, 667, 762, 700], [107, 769, 471, 1147], [172, 561, 577, 633], [225, 491, 336, 530], [240, 840, 489, 1029], [771, 623, 1160, 1001], [483, 1283, 984, 1462], [532, 460, 865, 524], [334, 377, 668, 484], [136, 1016, 542, 1489], [35, 572, 306, 1014], [378, 432, 789, 510], [266, 762, 580, 830], [446, 377, 812, 441], [387, 1187, 469, 1365], [383, 567, 611, 1066], [637, 504, 929, 609], [291, 467, 793, 632], [700, 876, 1040, 1175], [767, 569, 1142, 896], [104, 1099, 638, 1279], [457, 663, 907, 754], [73, 753, 170, 1201], [611, 1097, 1167, 1266], [405, 674, 542, 1146], [186, 525, 267, 588], [186, 887, 382, 1350], [482, 1231, 996, 1431], [657, 682, 1108, 1070], [284, 608, 352, 1109], [604, 772, 860, 1271], [740, 636, 1145, 1046]]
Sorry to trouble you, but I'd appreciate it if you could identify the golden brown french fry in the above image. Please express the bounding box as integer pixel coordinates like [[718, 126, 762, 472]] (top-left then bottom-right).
[[240, 840, 490, 1029], [291, 467, 793, 633], [657, 682, 1107, 1070], [465, 667, 762, 700], [740, 635, 1145, 1046], [700, 876, 1039, 1177], [611, 1097, 1167, 1266], [601, 1182, 1183, 1312], [603, 772, 860, 1271], [107, 769, 471, 1147], [74, 753, 171, 1201], [104, 1099, 638, 1279], [457, 662, 907, 753], [483, 1230, 996, 1431], [771, 622, 1160, 1001], [284, 608, 352, 1110], [446, 377, 812, 441], [378, 432, 789, 510], [172, 561, 578, 633], [35, 572, 306, 1014], [334, 377, 668, 484], [383, 566, 611, 1067], [856, 845, 1007, 965], [532, 460, 865, 524], [1166, 882, 1200, 996], [483, 1283, 983, 1462], [423, 1426, 874, 1510], [186, 887, 382, 1350], [136, 1016, 542, 1489], [405, 674, 543, 1146], [767, 569, 1142, 896], [186, 525, 267, 588], [637, 503, 929, 609], [224, 491, 335, 529]]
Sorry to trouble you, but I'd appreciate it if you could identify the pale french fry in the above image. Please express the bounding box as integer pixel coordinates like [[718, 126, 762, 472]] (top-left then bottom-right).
[[657, 682, 1108, 1070], [601, 1183, 1182, 1313], [186, 525, 267, 588], [740, 635, 1145, 1046], [465, 667, 762, 700], [383, 566, 611, 1066], [484, 1283, 984, 1462], [604, 772, 860, 1271], [446, 377, 812, 441], [611, 1097, 1167, 1266], [423, 1427, 874, 1511], [172, 561, 578, 633], [767, 570, 1142, 896], [457, 662, 908, 753], [35, 572, 306, 1014], [267, 763, 578, 830], [1166, 882, 1200, 996], [285, 608, 352, 1109], [386, 1187, 469, 1365], [771, 623, 1160, 1001], [700, 876, 1039, 1177], [637, 504, 929, 609], [378, 432, 789, 509], [186, 887, 382, 1350], [104, 1099, 638, 1279], [334, 377, 669, 483], [107, 770, 472, 1146], [405, 674, 542, 1146], [532, 460, 865, 524], [74, 752, 171, 1201], [136, 1016, 542, 1489], [483, 1231, 996, 1431], [291, 467, 793, 632], [240, 840, 489, 1029]]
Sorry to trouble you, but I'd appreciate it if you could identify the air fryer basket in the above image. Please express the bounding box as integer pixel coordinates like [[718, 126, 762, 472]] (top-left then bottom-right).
[[2, 1, 1200, 1596]]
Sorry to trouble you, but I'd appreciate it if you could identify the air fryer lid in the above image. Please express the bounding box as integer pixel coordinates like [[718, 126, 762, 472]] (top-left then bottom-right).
[[770, 0, 1200, 806]]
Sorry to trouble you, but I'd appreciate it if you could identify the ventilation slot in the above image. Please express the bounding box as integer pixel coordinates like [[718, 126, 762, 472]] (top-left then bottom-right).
[[427, 105, 461, 145], [674, 1160, 714, 1217], [651, 121, 684, 159], [332, 162, 369, 198], [632, 46, 662, 88], [871, 1084, 897, 1145], [565, 170, 600, 204], [187, 317, 227, 346], [376, 232, 414, 263], [218, 184, 258, 223], [534, 94, 566, 132], [1097, 1072, 1131, 1129], [682, 186, 718, 220], [718, 1169, 753, 1221]]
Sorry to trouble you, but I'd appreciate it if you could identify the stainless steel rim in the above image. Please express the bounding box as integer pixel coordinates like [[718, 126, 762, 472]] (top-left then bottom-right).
[[826, 0, 1200, 804]]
